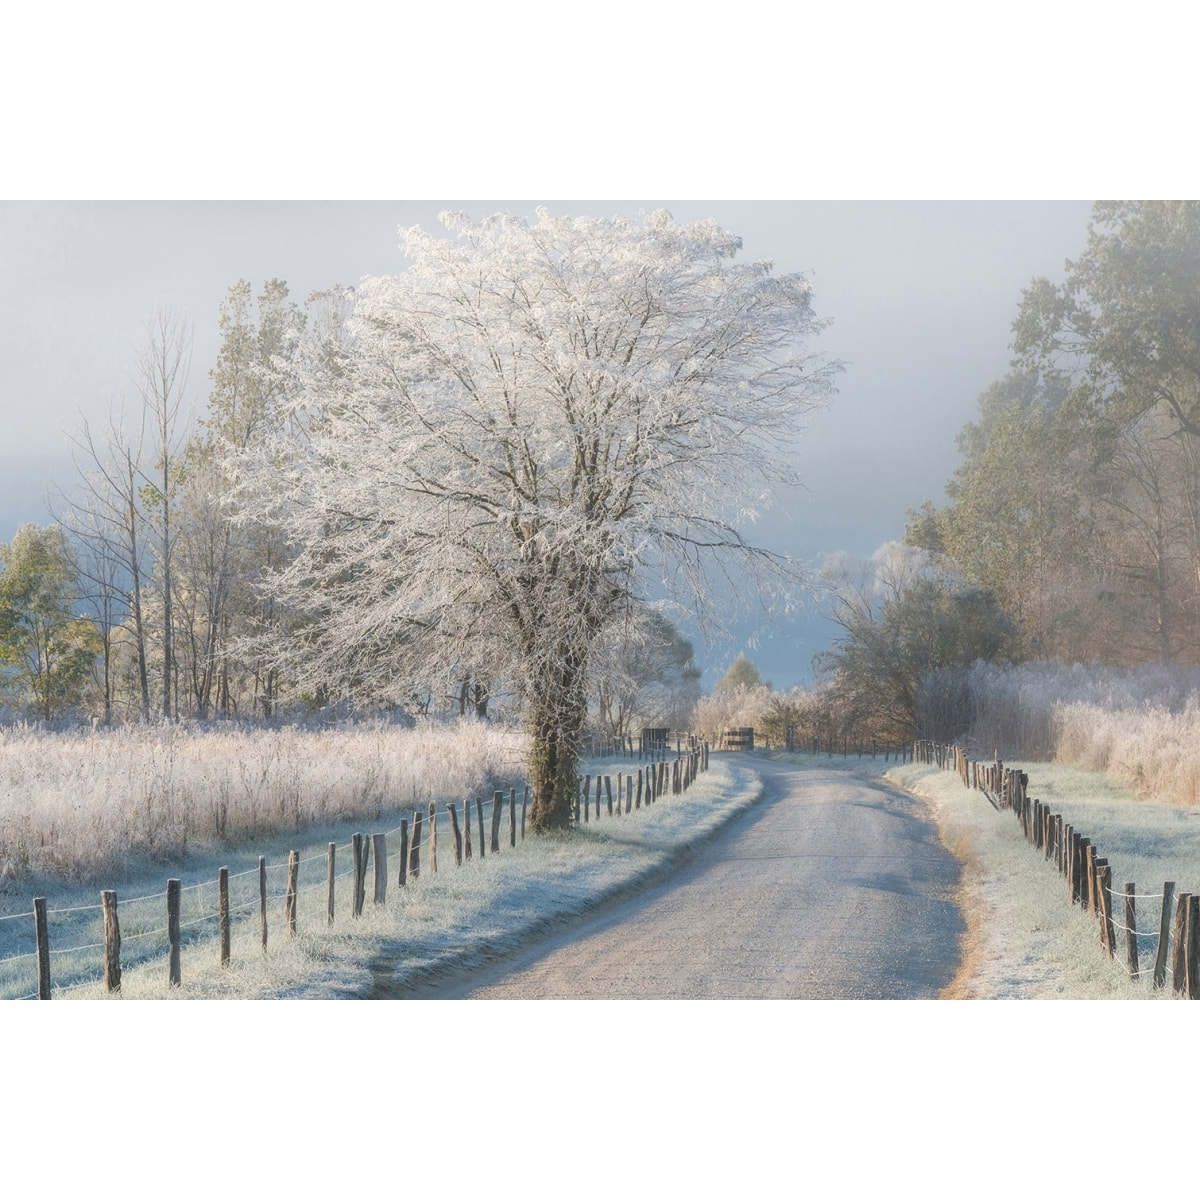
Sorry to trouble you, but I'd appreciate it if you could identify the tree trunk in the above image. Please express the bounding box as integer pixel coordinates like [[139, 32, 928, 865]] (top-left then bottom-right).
[[526, 656, 587, 832]]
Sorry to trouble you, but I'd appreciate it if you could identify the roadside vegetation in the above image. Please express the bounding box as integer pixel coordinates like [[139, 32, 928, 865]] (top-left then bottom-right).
[[0, 756, 761, 1000], [889, 756, 1200, 999]]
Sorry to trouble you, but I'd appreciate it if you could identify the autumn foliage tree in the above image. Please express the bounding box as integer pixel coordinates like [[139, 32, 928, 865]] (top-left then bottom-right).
[[233, 209, 838, 829]]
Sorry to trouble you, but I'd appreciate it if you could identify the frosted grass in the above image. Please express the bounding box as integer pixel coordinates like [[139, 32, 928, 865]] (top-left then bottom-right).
[[944, 660, 1200, 803], [889, 759, 1200, 999], [0, 758, 761, 1000], [0, 719, 526, 885]]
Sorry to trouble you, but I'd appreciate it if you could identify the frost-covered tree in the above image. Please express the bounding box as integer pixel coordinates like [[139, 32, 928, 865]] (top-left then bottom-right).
[[234, 209, 838, 829]]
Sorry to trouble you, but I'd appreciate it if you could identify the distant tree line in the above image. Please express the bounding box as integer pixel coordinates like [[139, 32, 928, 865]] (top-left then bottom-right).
[[819, 201, 1200, 741]]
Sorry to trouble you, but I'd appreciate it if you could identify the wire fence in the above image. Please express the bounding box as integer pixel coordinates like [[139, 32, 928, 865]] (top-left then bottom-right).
[[2, 739, 711, 1000], [915, 739, 1196, 996]]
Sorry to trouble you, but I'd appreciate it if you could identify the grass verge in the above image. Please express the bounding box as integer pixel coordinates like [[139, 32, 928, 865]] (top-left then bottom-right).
[[3, 758, 761, 1000], [886, 759, 1200, 999]]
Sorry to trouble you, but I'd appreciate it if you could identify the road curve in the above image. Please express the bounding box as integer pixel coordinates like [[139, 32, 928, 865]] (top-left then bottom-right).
[[395, 756, 965, 999]]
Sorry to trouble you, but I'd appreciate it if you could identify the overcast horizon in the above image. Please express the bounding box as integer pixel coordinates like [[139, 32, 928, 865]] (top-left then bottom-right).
[[0, 199, 1093, 687]]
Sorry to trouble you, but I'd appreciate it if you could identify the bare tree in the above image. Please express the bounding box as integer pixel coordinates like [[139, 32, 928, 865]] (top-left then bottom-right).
[[135, 305, 191, 719], [58, 404, 153, 720]]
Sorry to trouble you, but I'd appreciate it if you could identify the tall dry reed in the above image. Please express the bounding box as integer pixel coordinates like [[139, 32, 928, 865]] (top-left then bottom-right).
[[0, 719, 527, 884]]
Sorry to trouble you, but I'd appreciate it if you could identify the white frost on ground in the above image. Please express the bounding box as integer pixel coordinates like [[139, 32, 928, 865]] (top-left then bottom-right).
[[2, 758, 761, 1000], [887, 759, 1200, 1000]]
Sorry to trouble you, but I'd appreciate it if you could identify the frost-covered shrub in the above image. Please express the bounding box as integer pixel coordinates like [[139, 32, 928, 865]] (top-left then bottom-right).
[[692, 686, 779, 746]]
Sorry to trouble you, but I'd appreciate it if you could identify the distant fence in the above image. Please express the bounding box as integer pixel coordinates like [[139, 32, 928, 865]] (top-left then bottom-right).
[[584, 730, 698, 758], [915, 740, 1197, 997], [1, 739, 710, 1000]]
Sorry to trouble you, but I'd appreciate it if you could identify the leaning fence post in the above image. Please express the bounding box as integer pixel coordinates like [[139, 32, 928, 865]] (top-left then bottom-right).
[[1154, 882, 1175, 989], [399, 820, 409, 886], [166, 879, 181, 988], [285, 850, 299, 937], [448, 803, 463, 865], [475, 797, 485, 857], [33, 897, 50, 1000], [218, 866, 231, 967], [101, 889, 121, 994], [352, 833, 366, 916], [605, 776, 614, 816]]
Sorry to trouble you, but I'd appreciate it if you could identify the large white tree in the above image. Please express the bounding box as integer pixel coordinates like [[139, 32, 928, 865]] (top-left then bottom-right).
[[235, 209, 838, 829]]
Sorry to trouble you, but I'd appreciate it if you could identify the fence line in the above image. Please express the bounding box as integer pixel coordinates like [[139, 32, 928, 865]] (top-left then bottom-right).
[[3, 738, 712, 1000], [915, 739, 1196, 997]]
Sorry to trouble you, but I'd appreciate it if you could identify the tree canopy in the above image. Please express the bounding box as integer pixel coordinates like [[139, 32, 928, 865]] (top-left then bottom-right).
[[0, 525, 99, 720], [234, 208, 839, 828]]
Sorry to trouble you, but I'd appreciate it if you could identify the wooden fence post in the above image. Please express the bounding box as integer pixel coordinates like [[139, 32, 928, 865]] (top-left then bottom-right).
[[352, 833, 366, 916], [636, 769, 643, 810], [399, 820, 409, 887], [1097, 863, 1114, 959], [218, 866, 231, 967], [1189, 895, 1200, 1000], [1124, 884, 1138, 979], [286, 850, 299, 938], [510, 786, 517, 847], [102, 889, 121, 994], [491, 790, 503, 852], [374, 833, 388, 904], [605, 776, 614, 816], [1172, 892, 1191, 995], [463, 799, 472, 860], [260, 855, 268, 951], [1154, 882, 1174, 989], [166, 880, 181, 989], [327, 844, 336, 925], [475, 797, 485, 857], [448, 803, 463, 865], [428, 802, 438, 875], [411, 810, 423, 878], [33, 897, 50, 1000], [626, 775, 633, 813], [582, 775, 590, 823]]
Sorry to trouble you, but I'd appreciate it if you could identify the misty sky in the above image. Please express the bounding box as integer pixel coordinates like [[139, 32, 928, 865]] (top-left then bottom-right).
[[0, 200, 1094, 686]]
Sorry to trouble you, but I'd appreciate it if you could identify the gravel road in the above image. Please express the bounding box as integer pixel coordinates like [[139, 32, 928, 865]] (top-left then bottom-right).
[[397, 756, 965, 999]]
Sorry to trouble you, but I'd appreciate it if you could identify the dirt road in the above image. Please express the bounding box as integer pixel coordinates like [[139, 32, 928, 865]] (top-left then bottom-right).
[[397, 756, 964, 999]]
